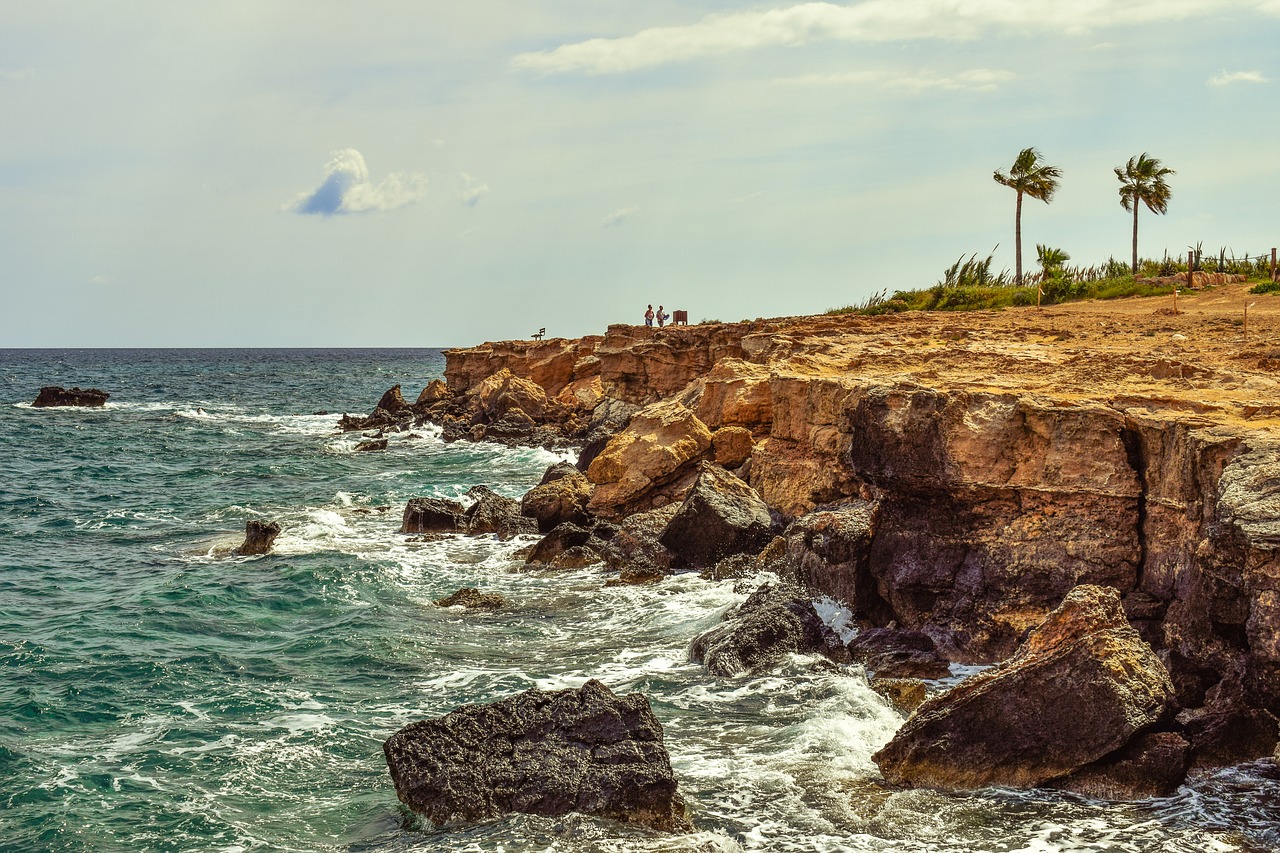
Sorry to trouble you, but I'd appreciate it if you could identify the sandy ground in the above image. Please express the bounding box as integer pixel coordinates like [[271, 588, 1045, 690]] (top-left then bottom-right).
[[758, 283, 1280, 433]]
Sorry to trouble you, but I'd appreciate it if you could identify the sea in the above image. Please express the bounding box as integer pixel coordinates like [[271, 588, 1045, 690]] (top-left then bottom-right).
[[1, 348, 1277, 853]]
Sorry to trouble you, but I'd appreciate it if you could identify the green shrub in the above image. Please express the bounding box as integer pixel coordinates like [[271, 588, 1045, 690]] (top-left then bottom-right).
[[1249, 281, 1280, 295]]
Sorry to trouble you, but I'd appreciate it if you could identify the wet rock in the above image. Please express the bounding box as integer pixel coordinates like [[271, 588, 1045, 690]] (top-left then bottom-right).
[[690, 579, 849, 676], [32, 386, 109, 407], [526, 523, 598, 568], [870, 677, 928, 715], [235, 520, 281, 555], [521, 466, 593, 533], [375, 384, 414, 416], [402, 497, 466, 534], [711, 426, 754, 468], [355, 438, 388, 452], [1049, 731, 1191, 800], [873, 585, 1176, 791], [847, 628, 952, 680], [1177, 667, 1280, 769], [586, 400, 712, 519], [383, 679, 692, 833], [576, 398, 641, 473], [778, 501, 887, 622], [464, 486, 537, 539], [658, 463, 774, 569], [599, 505, 679, 575], [435, 588, 506, 610]]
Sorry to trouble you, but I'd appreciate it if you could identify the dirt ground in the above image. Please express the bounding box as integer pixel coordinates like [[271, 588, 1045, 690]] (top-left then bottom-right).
[[761, 283, 1280, 433]]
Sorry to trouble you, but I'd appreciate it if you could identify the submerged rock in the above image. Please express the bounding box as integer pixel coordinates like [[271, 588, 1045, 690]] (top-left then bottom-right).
[[355, 438, 388, 452], [690, 579, 849, 676], [873, 585, 1176, 791], [32, 386, 109, 407], [235, 520, 281, 556], [435, 587, 506, 610], [383, 679, 692, 833]]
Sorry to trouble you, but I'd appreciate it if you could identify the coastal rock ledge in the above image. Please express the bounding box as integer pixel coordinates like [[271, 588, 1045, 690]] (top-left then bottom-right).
[[32, 386, 109, 407], [383, 679, 692, 833]]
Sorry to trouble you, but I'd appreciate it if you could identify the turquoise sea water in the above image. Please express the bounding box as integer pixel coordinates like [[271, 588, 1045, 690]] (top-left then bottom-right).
[[1, 349, 1277, 853]]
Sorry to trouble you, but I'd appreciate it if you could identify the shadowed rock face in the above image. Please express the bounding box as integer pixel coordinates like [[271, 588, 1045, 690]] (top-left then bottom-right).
[[658, 463, 774, 569], [383, 679, 691, 833], [873, 585, 1175, 792], [32, 386, 109, 407]]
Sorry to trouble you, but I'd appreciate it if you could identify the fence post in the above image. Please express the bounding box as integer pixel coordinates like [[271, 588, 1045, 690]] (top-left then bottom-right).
[[1188, 250, 1194, 289], [1271, 247, 1276, 281]]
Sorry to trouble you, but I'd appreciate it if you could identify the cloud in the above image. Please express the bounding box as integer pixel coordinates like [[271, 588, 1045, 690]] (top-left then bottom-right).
[[513, 0, 1260, 74], [603, 206, 639, 227], [89, 275, 112, 286], [778, 67, 1015, 91], [287, 149, 427, 216], [0, 68, 34, 82], [458, 172, 490, 206], [1208, 69, 1270, 86]]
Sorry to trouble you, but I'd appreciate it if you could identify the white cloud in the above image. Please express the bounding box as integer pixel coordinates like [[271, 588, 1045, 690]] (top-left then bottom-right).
[[458, 172, 490, 206], [0, 67, 34, 82], [1208, 69, 1270, 85], [513, 0, 1259, 74], [778, 67, 1015, 91], [603, 206, 639, 227], [286, 149, 427, 216], [89, 275, 112, 286]]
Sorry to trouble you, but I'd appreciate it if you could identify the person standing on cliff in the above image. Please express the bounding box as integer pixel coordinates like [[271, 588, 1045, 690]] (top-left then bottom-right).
[[657, 305, 668, 327], [644, 305, 654, 327]]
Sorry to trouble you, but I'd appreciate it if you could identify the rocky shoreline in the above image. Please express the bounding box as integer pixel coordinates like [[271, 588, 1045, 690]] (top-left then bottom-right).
[[367, 296, 1280, 830]]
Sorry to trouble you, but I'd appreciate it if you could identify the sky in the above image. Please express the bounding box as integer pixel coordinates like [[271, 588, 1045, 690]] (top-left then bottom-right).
[[1, 1, 1278, 346]]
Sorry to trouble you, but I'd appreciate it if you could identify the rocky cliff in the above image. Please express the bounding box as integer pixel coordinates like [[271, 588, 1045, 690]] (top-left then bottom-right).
[[442, 286, 1280, 714]]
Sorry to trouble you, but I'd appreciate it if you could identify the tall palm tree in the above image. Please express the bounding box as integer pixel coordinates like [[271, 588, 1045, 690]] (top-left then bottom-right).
[[993, 148, 1062, 287], [1115, 153, 1174, 275]]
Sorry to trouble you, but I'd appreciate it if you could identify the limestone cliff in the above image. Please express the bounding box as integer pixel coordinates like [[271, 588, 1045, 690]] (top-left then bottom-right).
[[443, 285, 1280, 713]]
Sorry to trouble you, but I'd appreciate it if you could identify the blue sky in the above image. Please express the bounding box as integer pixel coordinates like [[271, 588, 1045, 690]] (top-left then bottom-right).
[[1, 1, 1277, 346]]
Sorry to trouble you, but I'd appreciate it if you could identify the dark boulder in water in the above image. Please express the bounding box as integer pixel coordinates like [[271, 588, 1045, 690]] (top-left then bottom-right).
[[236, 520, 281, 556], [520, 465, 593, 533], [659, 462, 774, 569], [873, 585, 1176, 792], [690, 579, 849, 676], [355, 438, 388, 452], [464, 485, 538, 539], [401, 497, 466, 534], [1177, 665, 1279, 769], [435, 587, 506, 610], [383, 679, 692, 833], [1049, 731, 1191, 800], [32, 386, 109, 407], [847, 627, 951, 680]]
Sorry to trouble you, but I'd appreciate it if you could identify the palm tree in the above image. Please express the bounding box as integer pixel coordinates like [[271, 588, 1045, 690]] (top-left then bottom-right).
[[993, 148, 1062, 287], [1115, 153, 1174, 275]]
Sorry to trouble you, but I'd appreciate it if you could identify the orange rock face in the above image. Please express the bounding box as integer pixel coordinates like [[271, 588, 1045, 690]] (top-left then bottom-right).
[[586, 400, 712, 519]]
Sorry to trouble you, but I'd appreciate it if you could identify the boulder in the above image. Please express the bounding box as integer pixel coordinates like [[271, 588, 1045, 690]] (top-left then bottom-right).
[[599, 505, 679, 575], [235, 520, 281, 556], [711, 426, 755, 469], [1048, 731, 1191, 800], [576, 398, 641, 473], [355, 438, 388, 452], [402, 497, 466, 534], [873, 585, 1177, 791], [658, 463, 774, 569], [778, 501, 886, 620], [32, 386, 109, 407], [847, 628, 952, 680], [474, 369, 549, 422], [521, 467, 593, 533], [690, 579, 849, 676], [464, 486, 537, 539], [586, 400, 712, 518], [525, 523, 594, 567], [383, 679, 691, 833], [435, 588, 506, 610], [375, 384, 414, 416], [870, 677, 928, 715], [415, 379, 451, 407]]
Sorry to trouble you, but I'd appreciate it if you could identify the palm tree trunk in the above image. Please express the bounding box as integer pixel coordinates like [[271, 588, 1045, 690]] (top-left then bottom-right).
[[1131, 204, 1139, 276], [1015, 190, 1023, 287]]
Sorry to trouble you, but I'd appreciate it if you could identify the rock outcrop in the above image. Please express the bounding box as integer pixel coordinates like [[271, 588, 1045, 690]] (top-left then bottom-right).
[[383, 679, 691, 833], [401, 497, 466, 534], [586, 400, 712, 519], [435, 588, 506, 610], [520, 463, 593, 533], [658, 463, 774, 569], [690, 579, 849, 676], [235, 520, 281, 556], [873, 585, 1175, 792], [32, 386, 109, 407]]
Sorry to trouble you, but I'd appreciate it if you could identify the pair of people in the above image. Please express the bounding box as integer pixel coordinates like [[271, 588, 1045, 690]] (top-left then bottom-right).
[[643, 304, 669, 327]]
